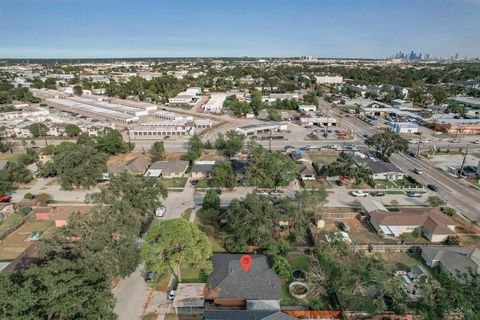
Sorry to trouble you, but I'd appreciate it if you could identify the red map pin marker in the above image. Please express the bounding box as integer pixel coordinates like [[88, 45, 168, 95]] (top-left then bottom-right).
[[240, 255, 252, 272]]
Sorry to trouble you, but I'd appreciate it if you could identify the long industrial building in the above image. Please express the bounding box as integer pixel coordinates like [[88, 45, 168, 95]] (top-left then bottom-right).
[[152, 110, 193, 121], [46, 98, 139, 124], [235, 122, 288, 135], [79, 95, 158, 111], [68, 97, 149, 117]]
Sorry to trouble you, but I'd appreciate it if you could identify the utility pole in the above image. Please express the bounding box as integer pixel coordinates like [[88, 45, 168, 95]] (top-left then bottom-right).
[[416, 132, 422, 157], [458, 145, 469, 178]]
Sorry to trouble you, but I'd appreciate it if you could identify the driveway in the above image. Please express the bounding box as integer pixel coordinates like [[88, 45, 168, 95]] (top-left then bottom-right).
[[113, 265, 150, 320]]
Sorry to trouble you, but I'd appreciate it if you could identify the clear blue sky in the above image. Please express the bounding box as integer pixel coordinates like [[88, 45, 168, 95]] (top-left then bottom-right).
[[0, 0, 479, 59]]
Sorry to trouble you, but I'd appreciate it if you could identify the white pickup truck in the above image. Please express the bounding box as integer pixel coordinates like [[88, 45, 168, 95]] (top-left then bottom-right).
[[350, 190, 368, 197]]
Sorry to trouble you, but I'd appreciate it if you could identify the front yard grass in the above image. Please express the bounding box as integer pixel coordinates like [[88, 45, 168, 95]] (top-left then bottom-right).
[[0, 212, 24, 235], [307, 153, 339, 165], [181, 208, 194, 221], [161, 177, 188, 188], [399, 232, 431, 244], [180, 265, 208, 283], [302, 179, 327, 189], [194, 179, 211, 189]]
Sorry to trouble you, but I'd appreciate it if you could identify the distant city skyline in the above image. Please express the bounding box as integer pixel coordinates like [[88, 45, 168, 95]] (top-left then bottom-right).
[[1, 0, 479, 59]]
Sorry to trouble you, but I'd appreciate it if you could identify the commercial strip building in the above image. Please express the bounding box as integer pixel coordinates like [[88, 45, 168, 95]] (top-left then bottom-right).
[[298, 105, 317, 112], [434, 119, 480, 135], [168, 87, 202, 108], [203, 93, 228, 113], [235, 122, 288, 135], [315, 75, 343, 84], [46, 98, 139, 124], [152, 110, 193, 121], [68, 97, 149, 117], [0, 106, 50, 121], [298, 116, 337, 127], [392, 99, 414, 109], [262, 93, 299, 103], [447, 96, 480, 109], [129, 121, 195, 137], [389, 122, 419, 134]]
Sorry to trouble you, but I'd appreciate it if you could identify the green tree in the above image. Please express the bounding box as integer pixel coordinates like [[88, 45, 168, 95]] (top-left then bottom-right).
[[95, 128, 129, 155], [76, 132, 97, 146], [211, 162, 236, 188], [87, 172, 167, 220], [0, 257, 116, 320], [245, 144, 297, 189], [5, 161, 33, 183], [73, 85, 83, 95], [224, 194, 277, 252], [28, 123, 48, 138], [64, 124, 81, 137], [0, 127, 14, 153], [52, 142, 108, 190], [272, 256, 292, 279], [141, 219, 213, 283], [215, 130, 245, 157], [365, 131, 409, 160], [185, 134, 203, 162], [151, 141, 165, 161], [427, 196, 447, 207], [249, 90, 264, 114], [0, 169, 13, 194], [203, 188, 220, 210]]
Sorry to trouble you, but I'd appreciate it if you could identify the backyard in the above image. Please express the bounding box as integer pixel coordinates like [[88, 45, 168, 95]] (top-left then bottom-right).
[[307, 153, 339, 165]]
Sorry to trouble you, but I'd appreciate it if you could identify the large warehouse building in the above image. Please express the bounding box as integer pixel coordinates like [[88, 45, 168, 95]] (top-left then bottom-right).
[[46, 98, 139, 124], [68, 97, 149, 117]]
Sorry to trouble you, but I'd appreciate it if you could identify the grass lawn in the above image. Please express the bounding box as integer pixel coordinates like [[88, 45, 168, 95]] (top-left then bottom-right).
[[380, 251, 425, 273], [373, 180, 397, 188], [280, 283, 307, 306], [161, 177, 188, 188], [194, 179, 211, 189], [384, 191, 406, 195], [181, 208, 194, 221], [399, 232, 430, 244], [286, 254, 311, 271], [0, 213, 25, 235], [164, 315, 202, 320], [302, 179, 326, 189], [308, 153, 338, 165], [180, 265, 208, 283]]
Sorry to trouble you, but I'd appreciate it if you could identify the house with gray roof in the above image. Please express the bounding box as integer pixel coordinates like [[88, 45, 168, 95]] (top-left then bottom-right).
[[205, 254, 282, 309], [108, 157, 150, 175], [204, 310, 297, 320], [420, 246, 480, 279], [144, 160, 189, 178], [354, 157, 405, 181]]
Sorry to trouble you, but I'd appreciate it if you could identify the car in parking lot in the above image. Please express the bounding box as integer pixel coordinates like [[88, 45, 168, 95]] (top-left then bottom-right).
[[351, 190, 368, 197], [406, 191, 422, 197], [427, 184, 439, 192], [413, 168, 423, 175], [370, 191, 385, 197]]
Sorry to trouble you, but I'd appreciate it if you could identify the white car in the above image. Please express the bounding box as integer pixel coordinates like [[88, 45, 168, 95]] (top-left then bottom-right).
[[474, 140, 480, 144], [155, 206, 166, 217], [351, 191, 368, 197]]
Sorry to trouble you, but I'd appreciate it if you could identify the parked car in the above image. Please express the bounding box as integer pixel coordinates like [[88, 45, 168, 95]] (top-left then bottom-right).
[[413, 168, 424, 175], [474, 140, 480, 144], [351, 190, 368, 197], [339, 221, 350, 232], [155, 206, 166, 218], [144, 271, 155, 282], [335, 180, 344, 186], [370, 191, 385, 197], [408, 151, 417, 157], [0, 195, 11, 202], [270, 190, 283, 198], [406, 191, 422, 197], [168, 290, 176, 301], [190, 179, 198, 186], [427, 184, 439, 192]]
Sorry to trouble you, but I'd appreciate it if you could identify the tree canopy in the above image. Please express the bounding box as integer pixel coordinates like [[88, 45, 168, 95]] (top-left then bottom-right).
[[215, 130, 245, 158], [365, 131, 409, 160], [51, 142, 108, 190], [64, 124, 81, 137], [141, 219, 213, 283], [95, 128, 130, 155], [151, 141, 165, 162], [28, 123, 48, 137], [203, 188, 220, 210], [245, 144, 297, 189], [210, 162, 236, 188]]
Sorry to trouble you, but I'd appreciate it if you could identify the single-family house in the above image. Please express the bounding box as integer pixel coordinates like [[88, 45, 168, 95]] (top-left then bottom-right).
[[204, 310, 297, 320], [420, 246, 480, 278], [297, 163, 316, 181], [191, 160, 228, 179], [368, 207, 457, 242], [108, 157, 150, 176], [144, 160, 189, 178], [205, 254, 282, 309], [354, 157, 405, 181]]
